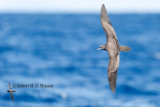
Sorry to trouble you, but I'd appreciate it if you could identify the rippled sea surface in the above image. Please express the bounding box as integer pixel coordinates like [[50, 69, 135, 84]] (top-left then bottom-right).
[[0, 14, 160, 107]]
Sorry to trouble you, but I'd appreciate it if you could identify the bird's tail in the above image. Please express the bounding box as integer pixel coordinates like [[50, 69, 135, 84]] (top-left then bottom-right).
[[119, 46, 131, 52]]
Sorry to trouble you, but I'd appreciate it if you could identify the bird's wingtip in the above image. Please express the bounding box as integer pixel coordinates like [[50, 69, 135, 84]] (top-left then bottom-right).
[[111, 89, 115, 93], [101, 4, 105, 9], [109, 83, 116, 93]]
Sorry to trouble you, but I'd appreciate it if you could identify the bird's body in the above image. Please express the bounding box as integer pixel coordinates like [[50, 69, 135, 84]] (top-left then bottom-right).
[[97, 4, 131, 93], [7, 89, 16, 93], [7, 83, 16, 102]]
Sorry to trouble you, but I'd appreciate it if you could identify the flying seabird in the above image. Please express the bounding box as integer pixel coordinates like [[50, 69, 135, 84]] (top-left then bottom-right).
[[97, 4, 131, 93], [7, 83, 16, 102]]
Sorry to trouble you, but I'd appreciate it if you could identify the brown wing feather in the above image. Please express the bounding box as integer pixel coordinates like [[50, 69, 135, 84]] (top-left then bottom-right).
[[101, 4, 118, 41], [11, 93, 14, 102], [9, 83, 12, 90], [101, 4, 112, 25], [108, 55, 119, 93], [108, 69, 118, 93]]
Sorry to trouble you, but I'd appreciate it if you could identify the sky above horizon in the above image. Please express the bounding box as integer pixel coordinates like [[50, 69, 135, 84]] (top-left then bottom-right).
[[0, 0, 160, 13]]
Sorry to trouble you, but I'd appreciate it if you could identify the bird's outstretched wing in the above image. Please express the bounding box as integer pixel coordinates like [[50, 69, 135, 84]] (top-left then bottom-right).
[[9, 83, 12, 90], [101, 4, 112, 26], [108, 55, 119, 93], [101, 4, 117, 40], [11, 93, 14, 102]]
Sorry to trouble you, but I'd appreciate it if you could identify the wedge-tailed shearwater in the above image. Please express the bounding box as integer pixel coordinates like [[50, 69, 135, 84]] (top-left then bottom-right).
[[7, 83, 16, 102], [97, 4, 131, 93]]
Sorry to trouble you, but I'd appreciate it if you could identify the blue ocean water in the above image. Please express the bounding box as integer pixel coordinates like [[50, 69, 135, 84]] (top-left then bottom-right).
[[0, 14, 160, 107]]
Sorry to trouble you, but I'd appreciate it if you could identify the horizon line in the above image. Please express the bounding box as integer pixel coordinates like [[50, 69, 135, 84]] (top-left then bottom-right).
[[0, 11, 160, 14]]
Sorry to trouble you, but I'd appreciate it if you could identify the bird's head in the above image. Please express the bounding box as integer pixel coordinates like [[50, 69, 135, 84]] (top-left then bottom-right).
[[97, 44, 106, 50]]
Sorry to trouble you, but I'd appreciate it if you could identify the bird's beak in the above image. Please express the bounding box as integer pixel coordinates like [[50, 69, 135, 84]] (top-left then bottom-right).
[[97, 48, 101, 50]]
